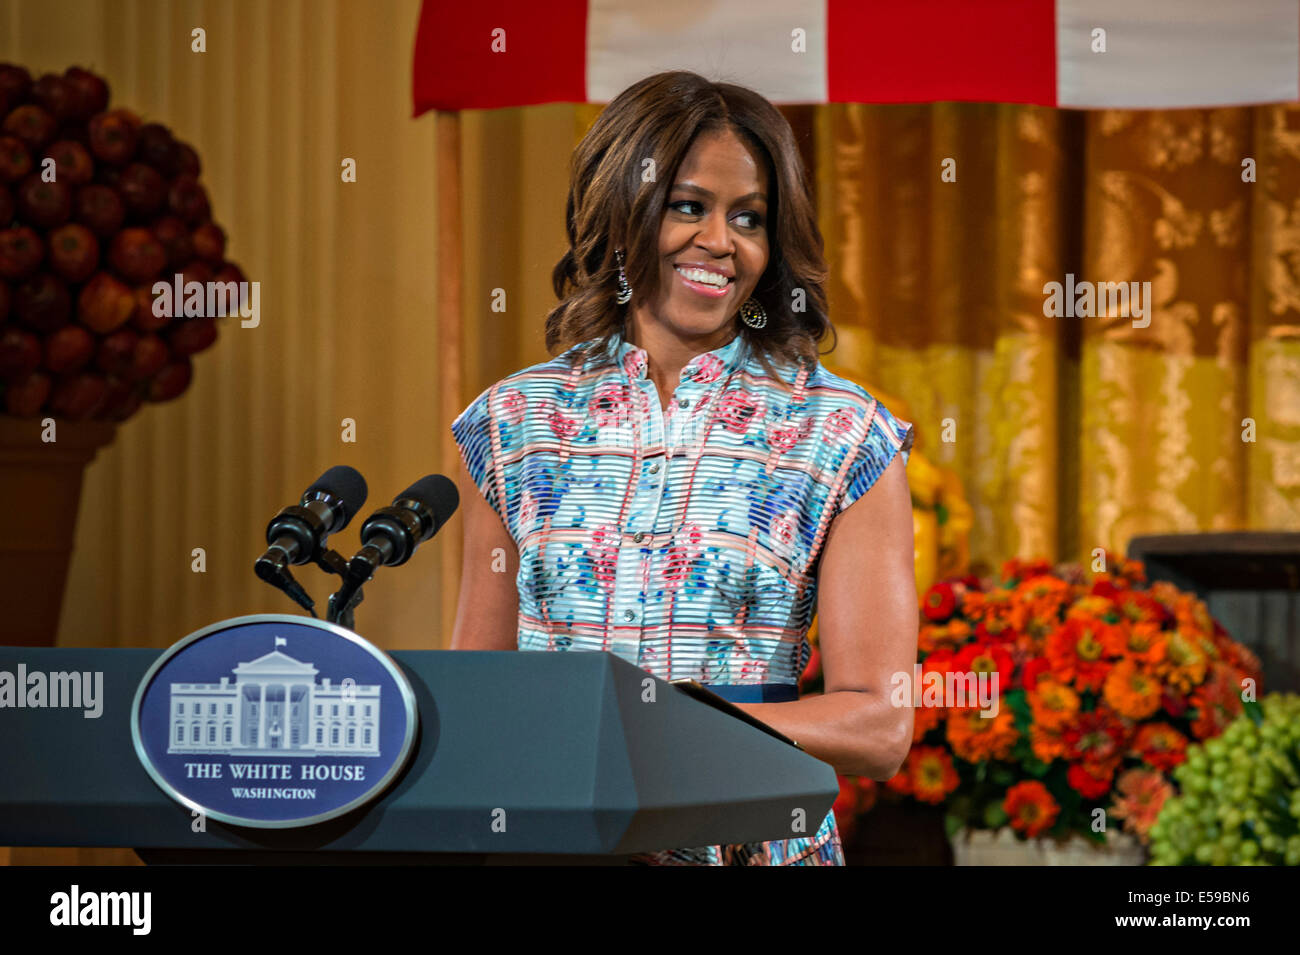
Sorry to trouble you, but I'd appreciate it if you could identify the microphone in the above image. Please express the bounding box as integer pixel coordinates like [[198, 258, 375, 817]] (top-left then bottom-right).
[[255, 466, 368, 613], [327, 475, 459, 625], [357, 474, 459, 567], [260, 465, 368, 568]]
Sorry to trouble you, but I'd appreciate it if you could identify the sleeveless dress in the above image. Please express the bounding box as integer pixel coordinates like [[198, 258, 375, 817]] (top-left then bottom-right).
[[451, 328, 914, 865]]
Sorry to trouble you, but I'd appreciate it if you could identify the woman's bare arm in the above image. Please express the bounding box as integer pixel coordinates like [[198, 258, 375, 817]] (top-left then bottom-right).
[[733, 454, 918, 779], [449, 456, 520, 651]]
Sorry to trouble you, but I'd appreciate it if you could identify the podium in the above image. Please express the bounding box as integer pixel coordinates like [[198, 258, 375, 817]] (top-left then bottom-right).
[[0, 646, 838, 864]]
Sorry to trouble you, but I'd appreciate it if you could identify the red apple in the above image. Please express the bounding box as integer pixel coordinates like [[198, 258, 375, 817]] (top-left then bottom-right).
[[2, 105, 58, 151], [146, 356, 192, 402], [191, 222, 225, 264], [96, 375, 144, 421], [13, 272, 71, 332], [0, 65, 33, 116], [167, 316, 217, 356], [118, 162, 166, 218], [0, 135, 32, 183], [15, 174, 73, 229], [167, 174, 209, 224], [178, 259, 213, 287], [42, 322, 96, 373], [4, 369, 52, 416], [87, 109, 139, 165], [152, 216, 192, 269], [95, 327, 138, 376], [49, 370, 109, 420], [77, 271, 135, 333], [211, 262, 246, 315], [62, 67, 109, 122], [173, 141, 200, 178], [31, 73, 77, 123], [46, 223, 99, 282], [136, 123, 177, 173], [0, 226, 44, 279], [74, 184, 125, 238], [128, 333, 169, 380], [108, 227, 166, 283], [43, 139, 94, 186], [0, 324, 41, 378], [130, 284, 171, 332]]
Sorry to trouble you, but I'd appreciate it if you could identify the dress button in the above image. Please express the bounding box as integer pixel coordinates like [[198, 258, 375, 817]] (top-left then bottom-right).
[[678, 398, 691, 409], [623, 609, 635, 622], [649, 462, 660, 474], [633, 531, 645, 543]]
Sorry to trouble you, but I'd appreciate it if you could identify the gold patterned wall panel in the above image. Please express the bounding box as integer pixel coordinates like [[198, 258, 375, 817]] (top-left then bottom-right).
[[1250, 106, 1300, 529], [817, 103, 1074, 572], [1080, 110, 1253, 553]]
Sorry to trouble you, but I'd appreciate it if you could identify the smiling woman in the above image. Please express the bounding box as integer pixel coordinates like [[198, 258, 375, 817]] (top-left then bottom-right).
[[450, 70, 918, 866]]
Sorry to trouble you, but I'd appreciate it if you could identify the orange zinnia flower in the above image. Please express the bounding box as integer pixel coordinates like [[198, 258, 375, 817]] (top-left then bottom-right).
[[906, 746, 961, 804], [1109, 768, 1173, 843], [1063, 707, 1130, 766], [1030, 724, 1069, 762], [918, 619, 974, 654], [1045, 618, 1114, 692], [1120, 620, 1167, 666], [1065, 593, 1118, 623], [945, 706, 1018, 763], [962, 589, 1017, 626], [1155, 628, 1209, 694], [1029, 677, 1080, 731], [1131, 722, 1189, 771], [1103, 659, 1163, 719], [1014, 574, 1075, 623], [1004, 780, 1059, 838], [1113, 589, 1170, 627]]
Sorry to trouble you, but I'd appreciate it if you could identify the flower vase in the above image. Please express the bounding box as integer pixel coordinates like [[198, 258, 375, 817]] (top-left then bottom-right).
[[950, 826, 1146, 865], [0, 415, 118, 646]]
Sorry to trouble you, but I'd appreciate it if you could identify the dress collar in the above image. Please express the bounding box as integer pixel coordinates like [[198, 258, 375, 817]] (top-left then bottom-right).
[[603, 326, 748, 386]]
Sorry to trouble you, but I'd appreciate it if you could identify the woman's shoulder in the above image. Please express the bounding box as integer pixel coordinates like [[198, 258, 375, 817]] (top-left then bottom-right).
[[800, 360, 915, 453]]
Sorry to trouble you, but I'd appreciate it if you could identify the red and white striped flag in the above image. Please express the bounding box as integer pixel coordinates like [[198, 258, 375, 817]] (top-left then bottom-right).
[[413, 0, 1300, 114]]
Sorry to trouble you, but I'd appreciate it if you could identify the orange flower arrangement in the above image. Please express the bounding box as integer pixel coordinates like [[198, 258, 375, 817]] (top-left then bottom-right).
[[804, 551, 1264, 847]]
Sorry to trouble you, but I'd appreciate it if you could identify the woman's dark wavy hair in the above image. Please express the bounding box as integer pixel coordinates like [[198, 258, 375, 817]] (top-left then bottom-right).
[[545, 70, 835, 380]]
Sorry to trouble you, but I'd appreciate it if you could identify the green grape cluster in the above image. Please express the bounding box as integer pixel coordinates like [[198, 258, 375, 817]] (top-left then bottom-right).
[[1148, 694, 1300, 866]]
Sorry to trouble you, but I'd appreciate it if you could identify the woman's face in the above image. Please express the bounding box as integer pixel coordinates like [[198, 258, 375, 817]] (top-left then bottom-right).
[[640, 127, 770, 340]]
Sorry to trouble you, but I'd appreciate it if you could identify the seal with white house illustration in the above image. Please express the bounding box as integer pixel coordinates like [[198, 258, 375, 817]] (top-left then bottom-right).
[[130, 614, 418, 828]]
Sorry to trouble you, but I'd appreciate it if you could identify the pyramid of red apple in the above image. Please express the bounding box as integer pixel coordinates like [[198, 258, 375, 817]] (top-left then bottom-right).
[[0, 64, 247, 422]]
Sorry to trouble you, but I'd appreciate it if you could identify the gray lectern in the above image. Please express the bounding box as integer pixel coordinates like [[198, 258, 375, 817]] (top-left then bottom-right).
[[0, 646, 838, 864]]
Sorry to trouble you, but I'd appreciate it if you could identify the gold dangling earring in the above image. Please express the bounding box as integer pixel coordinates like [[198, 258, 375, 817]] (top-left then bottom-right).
[[739, 297, 767, 329]]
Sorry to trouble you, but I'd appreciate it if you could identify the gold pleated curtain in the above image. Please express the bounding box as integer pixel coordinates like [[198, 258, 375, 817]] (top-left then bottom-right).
[[815, 103, 1300, 572]]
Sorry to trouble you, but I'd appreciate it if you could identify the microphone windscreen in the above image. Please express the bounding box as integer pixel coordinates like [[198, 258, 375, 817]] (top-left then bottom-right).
[[304, 465, 368, 524], [394, 474, 459, 529]]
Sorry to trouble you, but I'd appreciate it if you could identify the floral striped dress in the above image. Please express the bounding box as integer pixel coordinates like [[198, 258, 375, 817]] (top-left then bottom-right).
[[451, 328, 913, 865]]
